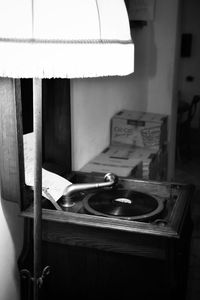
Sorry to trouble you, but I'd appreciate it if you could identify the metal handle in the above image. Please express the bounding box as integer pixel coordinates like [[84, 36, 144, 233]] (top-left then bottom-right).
[[61, 173, 118, 208]]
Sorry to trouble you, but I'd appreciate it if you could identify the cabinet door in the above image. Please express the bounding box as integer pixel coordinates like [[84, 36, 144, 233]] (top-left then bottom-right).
[[0, 78, 24, 203]]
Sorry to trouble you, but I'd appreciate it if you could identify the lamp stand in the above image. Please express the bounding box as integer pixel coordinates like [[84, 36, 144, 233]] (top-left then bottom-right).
[[20, 78, 50, 300]]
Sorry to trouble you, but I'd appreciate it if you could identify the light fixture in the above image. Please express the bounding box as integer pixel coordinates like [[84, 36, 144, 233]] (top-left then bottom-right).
[[0, 0, 134, 78], [0, 1, 134, 299]]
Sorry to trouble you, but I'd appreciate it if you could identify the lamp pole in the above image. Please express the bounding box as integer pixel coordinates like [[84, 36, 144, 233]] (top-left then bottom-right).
[[33, 78, 42, 300]]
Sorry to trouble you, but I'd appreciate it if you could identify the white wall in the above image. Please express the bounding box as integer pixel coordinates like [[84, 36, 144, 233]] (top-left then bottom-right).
[[147, 0, 181, 179], [147, 1, 180, 114], [0, 191, 23, 300], [71, 0, 181, 180], [178, 0, 200, 128]]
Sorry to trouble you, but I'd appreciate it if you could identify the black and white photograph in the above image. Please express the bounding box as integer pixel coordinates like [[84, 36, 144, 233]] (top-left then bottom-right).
[[0, 0, 200, 299]]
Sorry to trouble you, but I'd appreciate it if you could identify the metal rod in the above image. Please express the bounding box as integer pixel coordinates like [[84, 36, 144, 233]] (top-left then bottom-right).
[[33, 78, 42, 300], [61, 173, 118, 208]]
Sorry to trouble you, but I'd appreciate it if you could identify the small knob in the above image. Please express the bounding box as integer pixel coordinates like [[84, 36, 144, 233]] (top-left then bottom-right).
[[104, 173, 118, 185]]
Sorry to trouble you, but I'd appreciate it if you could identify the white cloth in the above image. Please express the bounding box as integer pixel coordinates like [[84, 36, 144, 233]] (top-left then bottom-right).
[[23, 132, 71, 201]]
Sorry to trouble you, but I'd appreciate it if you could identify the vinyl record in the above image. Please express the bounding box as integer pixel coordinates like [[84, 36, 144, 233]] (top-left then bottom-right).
[[83, 189, 164, 221]]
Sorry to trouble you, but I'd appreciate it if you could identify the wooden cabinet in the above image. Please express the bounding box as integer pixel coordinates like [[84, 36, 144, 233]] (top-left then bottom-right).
[[0, 78, 194, 300]]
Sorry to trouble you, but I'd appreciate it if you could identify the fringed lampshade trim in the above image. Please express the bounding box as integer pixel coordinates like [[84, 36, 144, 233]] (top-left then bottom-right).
[[0, 41, 134, 78], [0, 37, 133, 45]]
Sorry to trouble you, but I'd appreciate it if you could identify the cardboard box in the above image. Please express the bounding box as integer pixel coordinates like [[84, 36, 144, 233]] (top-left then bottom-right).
[[80, 110, 168, 180], [80, 146, 143, 178], [80, 162, 141, 178], [80, 144, 161, 180], [103, 144, 160, 180], [111, 110, 168, 150]]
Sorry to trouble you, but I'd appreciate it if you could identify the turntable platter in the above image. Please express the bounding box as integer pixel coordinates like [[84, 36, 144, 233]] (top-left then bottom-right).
[[83, 189, 164, 221]]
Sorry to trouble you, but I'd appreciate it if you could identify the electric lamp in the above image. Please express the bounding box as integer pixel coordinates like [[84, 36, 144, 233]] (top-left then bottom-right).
[[0, 1, 134, 299]]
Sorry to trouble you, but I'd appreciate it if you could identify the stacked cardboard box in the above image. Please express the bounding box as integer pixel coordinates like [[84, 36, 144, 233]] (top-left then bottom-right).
[[110, 110, 168, 180], [80, 110, 168, 180], [111, 110, 168, 150], [80, 145, 143, 178], [103, 145, 160, 180]]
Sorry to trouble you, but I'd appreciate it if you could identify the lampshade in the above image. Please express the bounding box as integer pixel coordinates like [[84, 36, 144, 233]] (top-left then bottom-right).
[[0, 0, 134, 78]]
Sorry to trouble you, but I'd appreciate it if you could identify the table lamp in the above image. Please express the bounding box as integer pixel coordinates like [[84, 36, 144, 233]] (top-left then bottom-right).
[[0, 1, 134, 299]]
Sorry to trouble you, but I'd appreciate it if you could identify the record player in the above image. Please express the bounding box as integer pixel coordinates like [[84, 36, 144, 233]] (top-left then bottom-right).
[[22, 169, 193, 246], [57, 172, 173, 224]]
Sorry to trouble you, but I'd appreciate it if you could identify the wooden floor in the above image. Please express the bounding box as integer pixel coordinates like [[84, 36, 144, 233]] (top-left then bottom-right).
[[175, 133, 200, 300]]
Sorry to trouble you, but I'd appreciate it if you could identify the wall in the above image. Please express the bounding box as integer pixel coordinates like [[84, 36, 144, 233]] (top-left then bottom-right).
[[0, 190, 23, 300], [178, 0, 200, 128], [71, 0, 180, 180], [147, 0, 181, 179]]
